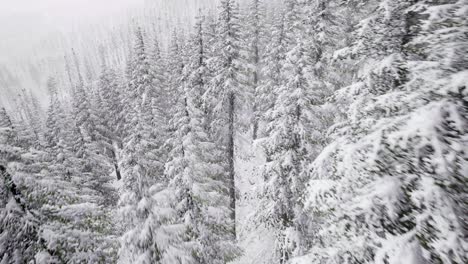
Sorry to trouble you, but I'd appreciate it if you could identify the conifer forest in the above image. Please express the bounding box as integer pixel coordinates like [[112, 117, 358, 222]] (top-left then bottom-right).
[[0, 0, 467, 263]]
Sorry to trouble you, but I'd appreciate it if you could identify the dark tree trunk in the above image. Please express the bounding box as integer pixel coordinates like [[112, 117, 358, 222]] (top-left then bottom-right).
[[1, 165, 26, 211], [110, 148, 122, 180], [252, 32, 260, 140], [228, 91, 236, 238], [114, 162, 121, 180]]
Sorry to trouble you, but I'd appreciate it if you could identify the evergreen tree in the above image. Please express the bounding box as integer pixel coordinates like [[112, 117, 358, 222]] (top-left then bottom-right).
[[259, 24, 322, 263], [205, 0, 243, 236], [122, 27, 151, 141], [118, 28, 171, 264], [257, 9, 287, 138], [295, 0, 468, 263], [164, 15, 241, 263], [0, 107, 15, 146], [96, 62, 124, 181], [13, 89, 43, 150], [244, 0, 267, 140], [44, 78, 62, 152], [69, 56, 116, 207], [149, 36, 170, 124]]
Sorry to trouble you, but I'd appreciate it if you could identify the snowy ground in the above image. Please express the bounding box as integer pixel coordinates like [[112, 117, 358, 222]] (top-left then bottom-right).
[[230, 133, 276, 264]]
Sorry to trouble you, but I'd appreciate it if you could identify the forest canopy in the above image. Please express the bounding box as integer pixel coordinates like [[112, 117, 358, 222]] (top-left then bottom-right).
[[1, 0, 467, 263]]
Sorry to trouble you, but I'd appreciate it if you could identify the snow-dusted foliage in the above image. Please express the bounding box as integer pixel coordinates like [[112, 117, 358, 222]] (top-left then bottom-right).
[[203, 0, 245, 239], [0, 108, 39, 263], [1, 0, 466, 263], [118, 28, 172, 263], [2, 97, 118, 263]]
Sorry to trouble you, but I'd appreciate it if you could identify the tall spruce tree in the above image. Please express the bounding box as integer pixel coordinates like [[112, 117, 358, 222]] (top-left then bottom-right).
[[259, 7, 322, 262], [256, 9, 287, 139], [205, 0, 243, 236], [164, 14, 241, 263], [96, 62, 124, 181], [243, 0, 267, 140], [118, 28, 171, 263]]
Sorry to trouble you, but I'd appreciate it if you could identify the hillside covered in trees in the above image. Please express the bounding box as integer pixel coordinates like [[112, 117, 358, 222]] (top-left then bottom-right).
[[1, 0, 467, 263]]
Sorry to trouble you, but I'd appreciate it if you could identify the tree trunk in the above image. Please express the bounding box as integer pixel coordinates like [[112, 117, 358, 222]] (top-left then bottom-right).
[[111, 145, 122, 180], [114, 162, 121, 180], [228, 91, 236, 238], [252, 37, 260, 140], [1, 165, 26, 211]]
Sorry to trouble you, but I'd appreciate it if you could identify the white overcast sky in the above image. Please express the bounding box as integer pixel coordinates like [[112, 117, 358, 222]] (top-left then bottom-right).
[[0, 0, 145, 24], [0, 0, 232, 64], [0, 0, 146, 62]]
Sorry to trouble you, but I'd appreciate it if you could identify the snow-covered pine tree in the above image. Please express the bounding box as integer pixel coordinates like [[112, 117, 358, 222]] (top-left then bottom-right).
[[118, 28, 172, 264], [0, 107, 15, 146], [0, 162, 41, 264], [0, 107, 40, 264], [258, 10, 321, 262], [13, 88, 44, 149], [295, 0, 468, 263], [205, 0, 243, 236], [0, 134, 66, 264], [147, 34, 173, 177], [148, 36, 171, 126], [164, 14, 241, 263], [149, 37, 165, 85], [117, 95, 172, 263], [122, 27, 149, 141], [44, 77, 63, 153], [96, 61, 124, 181], [165, 29, 190, 138], [43, 77, 76, 183], [70, 70, 91, 162], [1, 133, 65, 264], [160, 42, 193, 263], [243, 0, 267, 140], [28, 91, 45, 147], [301, 0, 352, 100], [256, 9, 287, 139], [69, 52, 117, 209], [85, 81, 120, 209], [12, 89, 44, 150]]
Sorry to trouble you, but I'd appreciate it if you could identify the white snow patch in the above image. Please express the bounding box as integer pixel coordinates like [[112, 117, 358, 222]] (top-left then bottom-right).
[[229, 133, 276, 264]]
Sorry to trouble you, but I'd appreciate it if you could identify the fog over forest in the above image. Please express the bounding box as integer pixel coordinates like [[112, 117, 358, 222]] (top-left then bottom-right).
[[1, 0, 259, 108]]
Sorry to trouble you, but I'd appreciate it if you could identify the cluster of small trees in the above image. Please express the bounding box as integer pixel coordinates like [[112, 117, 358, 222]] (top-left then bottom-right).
[[1, 0, 466, 263]]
